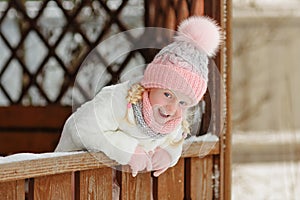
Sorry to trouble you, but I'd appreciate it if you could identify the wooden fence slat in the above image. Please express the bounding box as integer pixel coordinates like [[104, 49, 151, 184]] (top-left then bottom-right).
[[190, 156, 213, 200], [0, 180, 25, 200], [156, 158, 185, 200], [33, 172, 73, 200], [77, 168, 113, 200], [121, 168, 152, 200]]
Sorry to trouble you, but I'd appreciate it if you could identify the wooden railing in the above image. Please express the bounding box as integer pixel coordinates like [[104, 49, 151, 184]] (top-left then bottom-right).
[[0, 141, 219, 200]]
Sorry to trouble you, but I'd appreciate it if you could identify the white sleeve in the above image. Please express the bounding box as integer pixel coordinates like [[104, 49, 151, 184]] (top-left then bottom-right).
[[55, 84, 138, 165]]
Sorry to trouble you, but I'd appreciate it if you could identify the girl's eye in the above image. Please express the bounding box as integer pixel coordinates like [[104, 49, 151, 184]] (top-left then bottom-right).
[[179, 101, 187, 106], [164, 92, 172, 98]]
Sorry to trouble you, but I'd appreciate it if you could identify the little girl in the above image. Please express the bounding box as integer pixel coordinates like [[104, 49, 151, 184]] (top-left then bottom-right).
[[55, 16, 222, 177]]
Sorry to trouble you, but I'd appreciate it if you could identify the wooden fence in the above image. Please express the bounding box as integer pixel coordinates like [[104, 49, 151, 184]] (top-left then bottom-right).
[[0, 141, 219, 200]]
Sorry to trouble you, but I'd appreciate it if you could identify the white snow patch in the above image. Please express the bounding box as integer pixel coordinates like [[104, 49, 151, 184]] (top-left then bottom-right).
[[185, 133, 219, 143], [0, 152, 84, 164]]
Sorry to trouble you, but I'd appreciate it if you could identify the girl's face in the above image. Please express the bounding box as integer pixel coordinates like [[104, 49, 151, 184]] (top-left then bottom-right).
[[148, 88, 192, 125]]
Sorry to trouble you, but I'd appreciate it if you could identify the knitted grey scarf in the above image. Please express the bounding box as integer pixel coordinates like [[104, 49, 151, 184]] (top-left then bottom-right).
[[131, 102, 166, 139]]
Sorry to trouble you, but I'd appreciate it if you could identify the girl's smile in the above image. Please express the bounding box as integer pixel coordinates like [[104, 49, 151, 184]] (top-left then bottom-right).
[[148, 88, 192, 125]]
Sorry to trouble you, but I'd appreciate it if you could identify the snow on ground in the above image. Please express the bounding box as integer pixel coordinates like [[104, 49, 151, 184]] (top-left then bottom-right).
[[233, 131, 300, 200], [233, 162, 300, 200]]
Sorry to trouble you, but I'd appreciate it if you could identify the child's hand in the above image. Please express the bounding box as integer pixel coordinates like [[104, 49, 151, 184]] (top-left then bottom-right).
[[128, 145, 152, 177], [151, 147, 171, 177]]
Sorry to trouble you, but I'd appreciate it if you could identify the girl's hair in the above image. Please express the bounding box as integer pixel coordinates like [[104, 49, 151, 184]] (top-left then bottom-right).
[[126, 83, 193, 142], [124, 83, 145, 125], [126, 83, 145, 104]]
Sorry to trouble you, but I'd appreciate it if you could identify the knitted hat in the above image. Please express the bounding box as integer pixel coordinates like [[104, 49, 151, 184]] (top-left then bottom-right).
[[141, 16, 222, 105]]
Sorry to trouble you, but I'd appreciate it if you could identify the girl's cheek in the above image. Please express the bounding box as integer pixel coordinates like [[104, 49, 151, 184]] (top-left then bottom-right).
[[175, 108, 183, 118], [160, 98, 170, 106]]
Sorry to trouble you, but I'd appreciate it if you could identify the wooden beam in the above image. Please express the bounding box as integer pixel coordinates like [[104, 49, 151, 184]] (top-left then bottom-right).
[[0, 105, 71, 129], [0, 141, 219, 182], [0, 132, 60, 155], [0, 152, 117, 182]]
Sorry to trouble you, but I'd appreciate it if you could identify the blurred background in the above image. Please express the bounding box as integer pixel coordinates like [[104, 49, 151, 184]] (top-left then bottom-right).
[[232, 0, 300, 199]]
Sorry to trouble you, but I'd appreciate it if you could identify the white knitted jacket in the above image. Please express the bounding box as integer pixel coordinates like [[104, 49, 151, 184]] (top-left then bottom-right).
[[55, 81, 184, 166]]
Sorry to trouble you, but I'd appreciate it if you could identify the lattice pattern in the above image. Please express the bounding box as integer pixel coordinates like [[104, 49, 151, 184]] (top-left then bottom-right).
[[0, 0, 145, 105]]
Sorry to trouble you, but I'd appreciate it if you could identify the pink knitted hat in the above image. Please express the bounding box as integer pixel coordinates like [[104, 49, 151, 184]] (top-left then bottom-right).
[[141, 16, 222, 105]]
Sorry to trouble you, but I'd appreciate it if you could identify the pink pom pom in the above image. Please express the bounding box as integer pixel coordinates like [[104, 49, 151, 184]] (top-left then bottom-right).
[[175, 16, 222, 57]]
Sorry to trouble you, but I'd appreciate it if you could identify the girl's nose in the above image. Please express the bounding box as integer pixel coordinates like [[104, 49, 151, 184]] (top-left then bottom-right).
[[165, 103, 179, 116]]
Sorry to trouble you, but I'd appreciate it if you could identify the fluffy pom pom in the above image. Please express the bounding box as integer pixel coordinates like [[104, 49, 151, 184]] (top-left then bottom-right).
[[175, 16, 222, 57]]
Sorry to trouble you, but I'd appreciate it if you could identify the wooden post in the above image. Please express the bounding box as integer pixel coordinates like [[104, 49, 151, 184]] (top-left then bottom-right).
[[224, 0, 232, 199]]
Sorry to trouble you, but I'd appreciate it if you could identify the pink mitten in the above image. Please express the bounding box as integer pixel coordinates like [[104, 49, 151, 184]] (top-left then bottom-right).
[[151, 147, 171, 177], [128, 146, 152, 177]]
